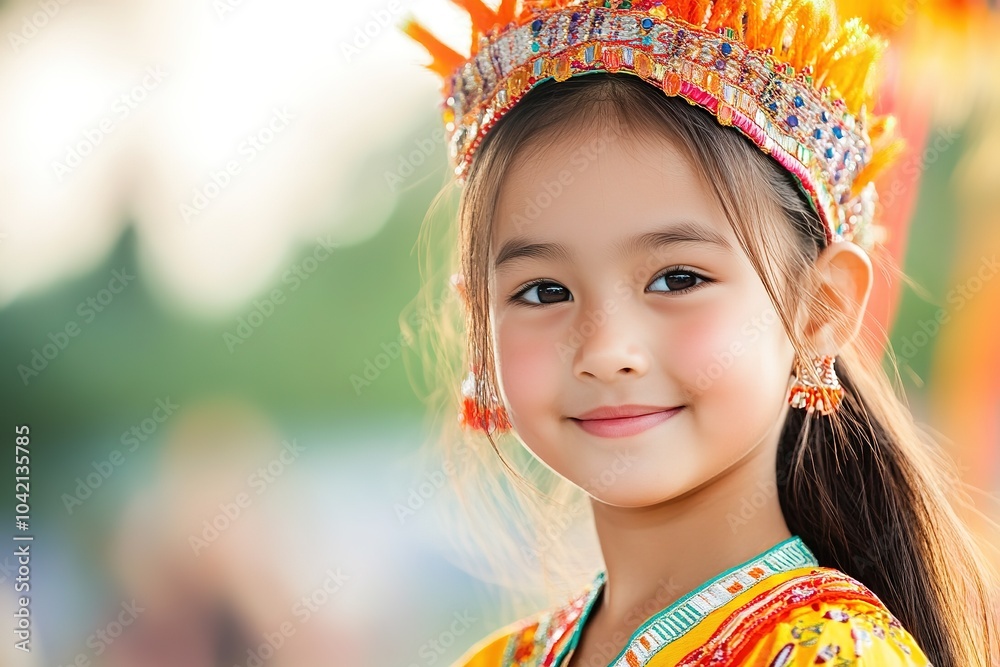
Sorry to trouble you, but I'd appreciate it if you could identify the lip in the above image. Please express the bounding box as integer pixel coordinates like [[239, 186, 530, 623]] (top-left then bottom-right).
[[570, 404, 683, 438]]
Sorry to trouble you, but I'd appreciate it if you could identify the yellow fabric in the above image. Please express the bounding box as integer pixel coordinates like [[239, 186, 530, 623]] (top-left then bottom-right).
[[641, 566, 827, 664], [737, 598, 931, 666], [450, 616, 536, 667], [450, 568, 931, 667]]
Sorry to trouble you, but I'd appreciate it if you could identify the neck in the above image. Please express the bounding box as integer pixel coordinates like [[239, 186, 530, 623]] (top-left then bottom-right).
[[588, 439, 792, 637]]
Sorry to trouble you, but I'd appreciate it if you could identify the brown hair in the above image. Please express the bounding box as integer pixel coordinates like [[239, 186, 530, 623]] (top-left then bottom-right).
[[405, 72, 999, 665]]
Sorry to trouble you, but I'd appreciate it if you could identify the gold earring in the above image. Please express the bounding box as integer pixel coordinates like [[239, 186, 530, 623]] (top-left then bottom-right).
[[788, 355, 844, 416]]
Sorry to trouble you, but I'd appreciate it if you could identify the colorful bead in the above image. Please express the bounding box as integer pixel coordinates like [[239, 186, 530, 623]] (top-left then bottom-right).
[[662, 71, 682, 95], [788, 356, 844, 416], [413, 2, 882, 251]]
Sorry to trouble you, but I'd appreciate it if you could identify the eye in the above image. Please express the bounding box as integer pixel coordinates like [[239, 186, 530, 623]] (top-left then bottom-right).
[[510, 280, 572, 306], [647, 267, 712, 294]]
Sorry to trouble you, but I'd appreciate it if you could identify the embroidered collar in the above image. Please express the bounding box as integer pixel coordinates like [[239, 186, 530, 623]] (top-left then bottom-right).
[[553, 535, 819, 667]]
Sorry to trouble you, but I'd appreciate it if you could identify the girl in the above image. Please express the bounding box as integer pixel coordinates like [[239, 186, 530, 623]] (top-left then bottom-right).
[[402, 1, 1000, 665]]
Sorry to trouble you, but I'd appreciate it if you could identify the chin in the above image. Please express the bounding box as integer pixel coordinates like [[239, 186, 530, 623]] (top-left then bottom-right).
[[582, 478, 692, 508]]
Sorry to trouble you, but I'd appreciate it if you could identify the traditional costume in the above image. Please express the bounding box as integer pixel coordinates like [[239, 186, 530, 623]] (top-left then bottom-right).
[[448, 536, 929, 666], [403, 1, 927, 664]]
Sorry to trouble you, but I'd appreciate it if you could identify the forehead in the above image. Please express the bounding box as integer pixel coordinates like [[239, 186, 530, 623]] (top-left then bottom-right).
[[490, 127, 736, 266]]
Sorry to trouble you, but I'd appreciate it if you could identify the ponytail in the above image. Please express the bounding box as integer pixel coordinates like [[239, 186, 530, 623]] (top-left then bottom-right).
[[778, 349, 1000, 667]]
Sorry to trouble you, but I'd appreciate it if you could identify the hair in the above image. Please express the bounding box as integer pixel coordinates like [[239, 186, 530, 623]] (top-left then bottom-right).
[[403, 72, 1000, 666]]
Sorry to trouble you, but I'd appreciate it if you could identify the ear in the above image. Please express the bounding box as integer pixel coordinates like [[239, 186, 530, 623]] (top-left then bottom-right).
[[798, 241, 873, 355]]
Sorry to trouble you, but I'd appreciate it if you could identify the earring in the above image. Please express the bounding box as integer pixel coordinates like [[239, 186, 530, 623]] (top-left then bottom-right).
[[459, 366, 512, 434], [788, 355, 844, 416]]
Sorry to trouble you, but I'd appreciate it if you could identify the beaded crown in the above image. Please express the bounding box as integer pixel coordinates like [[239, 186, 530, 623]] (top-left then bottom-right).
[[404, 0, 900, 249]]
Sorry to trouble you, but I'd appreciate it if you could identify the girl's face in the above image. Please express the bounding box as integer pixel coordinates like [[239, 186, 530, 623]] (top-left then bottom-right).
[[489, 125, 798, 507]]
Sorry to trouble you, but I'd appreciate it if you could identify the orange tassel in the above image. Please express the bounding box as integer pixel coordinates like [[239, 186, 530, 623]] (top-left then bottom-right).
[[853, 135, 906, 198], [460, 396, 512, 432], [756, 0, 796, 54], [402, 18, 466, 78], [496, 0, 518, 26], [743, 0, 767, 45], [677, 0, 713, 26], [788, 356, 845, 416], [785, 1, 834, 71], [705, 0, 746, 34], [450, 0, 498, 33]]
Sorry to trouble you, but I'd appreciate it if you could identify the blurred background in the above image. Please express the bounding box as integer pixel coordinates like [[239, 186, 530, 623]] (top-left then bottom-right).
[[0, 1, 997, 666]]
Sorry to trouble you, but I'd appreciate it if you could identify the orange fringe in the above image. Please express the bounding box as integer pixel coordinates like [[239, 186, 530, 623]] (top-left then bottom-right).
[[406, 0, 889, 117], [402, 18, 465, 79], [451, 0, 498, 31], [496, 0, 518, 25], [404, 0, 899, 216]]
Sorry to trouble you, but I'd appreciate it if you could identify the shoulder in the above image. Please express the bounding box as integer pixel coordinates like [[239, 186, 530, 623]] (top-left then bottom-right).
[[449, 612, 545, 667], [741, 567, 932, 666], [451, 574, 602, 667]]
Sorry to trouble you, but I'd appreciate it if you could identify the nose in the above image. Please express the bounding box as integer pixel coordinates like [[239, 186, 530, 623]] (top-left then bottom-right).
[[570, 300, 651, 383]]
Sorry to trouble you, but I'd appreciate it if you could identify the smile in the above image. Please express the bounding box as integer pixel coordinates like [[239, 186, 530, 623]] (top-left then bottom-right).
[[570, 407, 683, 438]]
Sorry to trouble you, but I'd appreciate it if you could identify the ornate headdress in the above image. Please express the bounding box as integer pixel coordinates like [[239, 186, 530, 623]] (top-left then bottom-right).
[[403, 0, 900, 250]]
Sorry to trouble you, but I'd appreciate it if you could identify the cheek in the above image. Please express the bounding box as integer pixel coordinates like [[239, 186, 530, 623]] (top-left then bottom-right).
[[670, 300, 792, 402], [495, 318, 560, 421]]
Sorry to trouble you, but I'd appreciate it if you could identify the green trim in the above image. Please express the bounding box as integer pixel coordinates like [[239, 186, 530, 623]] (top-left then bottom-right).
[[550, 570, 606, 667], [553, 535, 817, 667]]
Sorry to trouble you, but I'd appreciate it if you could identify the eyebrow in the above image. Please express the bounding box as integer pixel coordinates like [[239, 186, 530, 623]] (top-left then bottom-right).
[[493, 221, 733, 272]]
